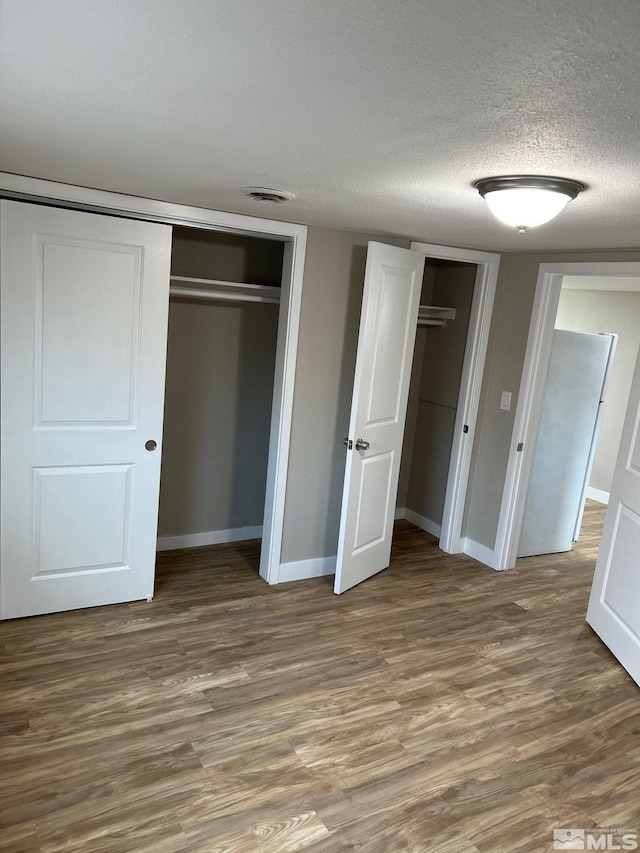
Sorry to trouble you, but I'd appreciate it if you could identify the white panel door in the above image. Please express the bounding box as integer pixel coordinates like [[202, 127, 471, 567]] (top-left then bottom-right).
[[1, 201, 171, 619], [586, 344, 640, 686], [334, 242, 425, 594]]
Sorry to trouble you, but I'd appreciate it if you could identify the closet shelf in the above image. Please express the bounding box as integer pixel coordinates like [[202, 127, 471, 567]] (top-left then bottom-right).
[[169, 275, 281, 304], [417, 305, 456, 327]]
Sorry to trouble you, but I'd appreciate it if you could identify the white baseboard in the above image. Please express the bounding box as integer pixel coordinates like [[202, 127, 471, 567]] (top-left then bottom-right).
[[399, 508, 502, 571], [461, 537, 504, 571], [279, 556, 336, 583], [403, 508, 441, 539], [586, 486, 610, 505], [156, 525, 263, 552], [395, 506, 406, 520]]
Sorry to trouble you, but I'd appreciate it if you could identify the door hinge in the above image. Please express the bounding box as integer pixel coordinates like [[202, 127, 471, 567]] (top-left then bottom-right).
[[463, 424, 469, 434], [517, 442, 524, 452], [343, 437, 353, 450]]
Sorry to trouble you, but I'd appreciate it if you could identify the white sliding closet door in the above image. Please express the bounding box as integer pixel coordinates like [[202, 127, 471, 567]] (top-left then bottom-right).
[[1, 201, 172, 619]]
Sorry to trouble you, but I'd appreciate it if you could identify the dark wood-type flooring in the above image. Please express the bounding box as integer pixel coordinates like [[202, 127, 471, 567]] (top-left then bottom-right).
[[1, 501, 638, 852]]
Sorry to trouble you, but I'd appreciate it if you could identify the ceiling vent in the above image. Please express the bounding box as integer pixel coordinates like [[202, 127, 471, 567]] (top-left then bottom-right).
[[244, 187, 294, 204]]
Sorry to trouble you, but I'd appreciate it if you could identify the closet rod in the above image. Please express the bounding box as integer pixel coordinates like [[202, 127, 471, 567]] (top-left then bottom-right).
[[169, 286, 280, 304]]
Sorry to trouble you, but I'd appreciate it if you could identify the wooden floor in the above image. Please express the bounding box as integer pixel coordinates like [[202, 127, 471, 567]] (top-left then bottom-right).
[[1, 501, 638, 852]]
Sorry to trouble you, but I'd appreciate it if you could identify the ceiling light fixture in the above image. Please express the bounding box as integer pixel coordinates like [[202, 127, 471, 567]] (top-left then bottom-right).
[[473, 175, 585, 234]]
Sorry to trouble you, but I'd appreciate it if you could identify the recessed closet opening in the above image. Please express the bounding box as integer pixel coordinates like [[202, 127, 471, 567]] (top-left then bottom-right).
[[156, 225, 286, 563], [396, 257, 478, 541]]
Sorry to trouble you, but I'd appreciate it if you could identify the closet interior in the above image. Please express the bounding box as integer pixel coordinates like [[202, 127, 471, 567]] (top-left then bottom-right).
[[157, 225, 285, 553], [397, 258, 478, 538]]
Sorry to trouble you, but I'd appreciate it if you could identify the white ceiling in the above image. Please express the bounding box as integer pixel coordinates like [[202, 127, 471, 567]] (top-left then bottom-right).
[[2, 0, 639, 252]]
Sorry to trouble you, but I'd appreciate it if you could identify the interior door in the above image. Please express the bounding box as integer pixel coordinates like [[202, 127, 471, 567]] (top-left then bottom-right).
[[0, 200, 171, 619], [518, 331, 615, 557], [334, 242, 425, 594], [586, 344, 640, 686]]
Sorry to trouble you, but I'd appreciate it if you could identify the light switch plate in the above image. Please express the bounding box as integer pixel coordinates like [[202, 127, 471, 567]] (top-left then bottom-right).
[[500, 391, 512, 411]]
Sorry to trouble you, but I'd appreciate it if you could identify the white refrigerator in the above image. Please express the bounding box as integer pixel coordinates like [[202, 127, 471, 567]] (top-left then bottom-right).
[[518, 329, 616, 558]]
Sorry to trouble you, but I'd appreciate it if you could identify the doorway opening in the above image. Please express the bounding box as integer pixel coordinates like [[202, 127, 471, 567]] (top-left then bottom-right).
[[334, 241, 499, 594], [397, 244, 500, 556], [396, 258, 478, 541], [517, 277, 640, 561], [156, 225, 288, 577], [495, 263, 640, 571]]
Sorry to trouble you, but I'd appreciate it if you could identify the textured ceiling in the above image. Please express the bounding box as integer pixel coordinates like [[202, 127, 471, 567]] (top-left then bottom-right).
[[1, 0, 639, 252]]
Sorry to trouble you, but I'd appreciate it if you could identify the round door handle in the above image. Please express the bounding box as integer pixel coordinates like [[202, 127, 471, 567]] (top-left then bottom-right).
[[355, 438, 370, 451], [145, 440, 157, 451]]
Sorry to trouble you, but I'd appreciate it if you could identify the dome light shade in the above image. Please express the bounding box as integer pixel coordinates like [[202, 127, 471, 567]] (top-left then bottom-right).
[[474, 176, 585, 232]]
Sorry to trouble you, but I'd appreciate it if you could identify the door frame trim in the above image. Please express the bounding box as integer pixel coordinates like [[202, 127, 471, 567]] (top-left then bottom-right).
[[493, 261, 640, 571], [0, 172, 307, 586], [410, 242, 500, 554]]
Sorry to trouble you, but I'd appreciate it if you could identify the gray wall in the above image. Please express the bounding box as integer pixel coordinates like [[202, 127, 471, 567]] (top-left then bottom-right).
[[463, 250, 640, 551], [157, 231, 280, 538], [401, 261, 476, 525], [555, 288, 640, 494], [280, 226, 409, 564]]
